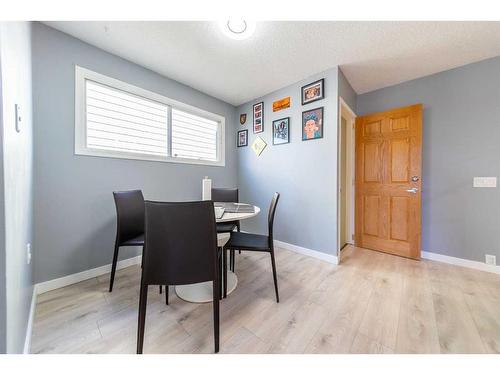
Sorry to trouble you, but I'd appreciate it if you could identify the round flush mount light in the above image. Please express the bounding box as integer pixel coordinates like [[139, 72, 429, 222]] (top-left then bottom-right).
[[219, 19, 256, 40]]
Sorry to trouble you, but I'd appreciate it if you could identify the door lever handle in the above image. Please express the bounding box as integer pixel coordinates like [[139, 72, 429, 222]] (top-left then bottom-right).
[[406, 188, 418, 194]]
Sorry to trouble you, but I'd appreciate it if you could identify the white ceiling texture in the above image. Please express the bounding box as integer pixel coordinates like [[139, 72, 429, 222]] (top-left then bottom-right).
[[45, 21, 500, 106]]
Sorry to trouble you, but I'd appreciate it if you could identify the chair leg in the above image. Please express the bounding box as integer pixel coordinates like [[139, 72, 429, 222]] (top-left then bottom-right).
[[137, 282, 148, 354], [165, 286, 169, 305], [236, 224, 241, 254], [212, 274, 220, 353], [270, 250, 280, 303], [159, 285, 162, 294], [218, 249, 223, 300], [223, 248, 228, 298], [230, 250, 235, 271], [109, 243, 120, 292]]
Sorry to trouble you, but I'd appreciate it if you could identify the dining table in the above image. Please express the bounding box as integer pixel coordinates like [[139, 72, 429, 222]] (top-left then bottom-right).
[[174, 204, 260, 303]]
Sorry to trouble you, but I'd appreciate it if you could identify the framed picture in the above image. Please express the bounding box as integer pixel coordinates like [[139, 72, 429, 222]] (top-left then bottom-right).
[[251, 136, 267, 156], [239, 113, 247, 125], [253, 102, 264, 133], [301, 78, 324, 105], [272, 117, 290, 145], [237, 129, 248, 147], [272, 97, 291, 112], [302, 107, 324, 141]]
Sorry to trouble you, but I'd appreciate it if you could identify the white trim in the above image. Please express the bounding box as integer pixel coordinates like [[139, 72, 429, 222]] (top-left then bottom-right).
[[274, 240, 339, 265], [74, 65, 225, 167], [34, 241, 337, 296], [35, 255, 142, 295], [23, 286, 37, 354], [422, 251, 500, 275], [337, 97, 356, 262]]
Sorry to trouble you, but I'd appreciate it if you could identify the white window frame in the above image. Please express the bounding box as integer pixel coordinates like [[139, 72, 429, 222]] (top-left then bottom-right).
[[75, 65, 225, 167]]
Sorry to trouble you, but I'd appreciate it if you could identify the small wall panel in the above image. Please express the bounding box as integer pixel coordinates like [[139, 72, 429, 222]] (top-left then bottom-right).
[[389, 116, 410, 132], [363, 142, 382, 182], [363, 120, 382, 136], [390, 196, 409, 241], [363, 195, 380, 236], [390, 138, 410, 183]]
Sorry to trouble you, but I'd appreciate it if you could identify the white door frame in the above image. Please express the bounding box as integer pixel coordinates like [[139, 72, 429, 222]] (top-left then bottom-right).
[[337, 97, 356, 262]]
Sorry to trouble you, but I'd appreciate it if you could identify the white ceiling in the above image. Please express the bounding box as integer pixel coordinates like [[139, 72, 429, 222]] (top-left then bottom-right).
[[44, 21, 500, 106]]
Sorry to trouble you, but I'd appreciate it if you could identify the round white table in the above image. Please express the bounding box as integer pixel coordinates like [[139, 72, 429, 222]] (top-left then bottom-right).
[[175, 205, 260, 303]]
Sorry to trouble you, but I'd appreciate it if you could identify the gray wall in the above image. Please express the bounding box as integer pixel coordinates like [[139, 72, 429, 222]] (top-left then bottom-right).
[[357, 56, 500, 263], [0, 22, 35, 353], [338, 68, 357, 111], [32, 23, 238, 283], [0, 23, 6, 354], [236, 68, 339, 255]]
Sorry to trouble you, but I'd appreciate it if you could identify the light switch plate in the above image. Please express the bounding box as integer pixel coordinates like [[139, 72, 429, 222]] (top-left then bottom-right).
[[473, 177, 497, 188], [26, 243, 32, 265], [15, 104, 22, 132], [485, 254, 496, 266]]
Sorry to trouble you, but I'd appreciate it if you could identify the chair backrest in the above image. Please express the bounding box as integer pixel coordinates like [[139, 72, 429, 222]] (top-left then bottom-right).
[[211, 188, 239, 203], [142, 200, 218, 286], [113, 190, 145, 244], [268, 192, 280, 241]]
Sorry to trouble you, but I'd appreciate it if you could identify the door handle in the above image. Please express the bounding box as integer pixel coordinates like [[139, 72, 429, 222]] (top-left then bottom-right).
[[406, 188, 418, 194]]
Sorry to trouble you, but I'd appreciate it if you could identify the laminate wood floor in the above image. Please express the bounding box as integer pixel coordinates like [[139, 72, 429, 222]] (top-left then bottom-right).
[[31, 245, 500, 354]]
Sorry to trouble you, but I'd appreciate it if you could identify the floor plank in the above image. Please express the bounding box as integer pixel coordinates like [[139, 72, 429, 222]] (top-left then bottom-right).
[[31, 245, 500, 354]]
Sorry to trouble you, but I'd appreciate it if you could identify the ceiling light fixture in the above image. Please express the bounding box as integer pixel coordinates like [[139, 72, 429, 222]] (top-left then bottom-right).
[[219, 19, 256, 40]]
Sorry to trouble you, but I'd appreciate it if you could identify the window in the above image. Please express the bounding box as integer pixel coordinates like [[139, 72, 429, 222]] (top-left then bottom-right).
[[75, 66, 225, 166], [171, 108, 218, 162]]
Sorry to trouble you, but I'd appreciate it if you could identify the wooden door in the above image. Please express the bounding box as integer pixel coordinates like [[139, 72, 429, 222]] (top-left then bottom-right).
[[355, 104, 422, 259]]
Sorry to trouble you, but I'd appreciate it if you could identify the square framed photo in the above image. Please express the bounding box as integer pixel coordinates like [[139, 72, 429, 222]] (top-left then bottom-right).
[[272, 117, 290, 145], [237, 129, 248, 147], [253, 102, 264, 133], [301, 78, 324, 105], [302, 107, 324, 141]]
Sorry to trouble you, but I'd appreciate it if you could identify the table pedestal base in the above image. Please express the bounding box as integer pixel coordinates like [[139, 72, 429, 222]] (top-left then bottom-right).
[[175, 271, 238, 303]]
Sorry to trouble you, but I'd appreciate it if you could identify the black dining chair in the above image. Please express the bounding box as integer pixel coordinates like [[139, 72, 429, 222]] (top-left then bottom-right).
[[224, 192, 280, 302], [111, 190, 165, 297], [212, 188, 240, 271], [110, 190, 145, 293], [137, 200, 220, 354]]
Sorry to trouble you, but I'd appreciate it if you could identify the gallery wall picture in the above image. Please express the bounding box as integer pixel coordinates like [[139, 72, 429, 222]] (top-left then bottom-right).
[[237, 129, 248, 147], [301, 78, 324, 105], [272, 97, 291, 112], [240, 113, 247, 125], [272, 117, 290, 145], [302, 107, 324, 141], [251, 136, 267, 156], [253, 102, 264, 133]]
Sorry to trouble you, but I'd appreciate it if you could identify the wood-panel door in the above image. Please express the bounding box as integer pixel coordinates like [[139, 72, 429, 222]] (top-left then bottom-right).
[[355, 104, 422, 259]]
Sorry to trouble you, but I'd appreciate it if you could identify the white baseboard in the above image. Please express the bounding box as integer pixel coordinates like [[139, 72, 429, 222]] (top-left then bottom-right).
[[35, 255, 142, 295], [274, 240, 339, 265], [422, 251, 500, 275], [35, 241, 336, 296], [23, 285, 37, 354]]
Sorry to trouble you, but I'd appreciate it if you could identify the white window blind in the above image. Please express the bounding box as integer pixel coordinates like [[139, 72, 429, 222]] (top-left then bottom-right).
[[171, 108, 219, 162], [76, 67, 224, 166], [85, 80, 168, 157]]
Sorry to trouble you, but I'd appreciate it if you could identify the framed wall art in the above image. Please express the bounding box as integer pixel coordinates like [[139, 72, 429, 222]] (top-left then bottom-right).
[[251, 136, 267, 156], [301, 78, 324, 105], [237, 129, 248, 147], [272, 97, 291, 112], [302, 107, 324, 141], [272, 117, 290, 145], [253, 102, 264, 133]]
